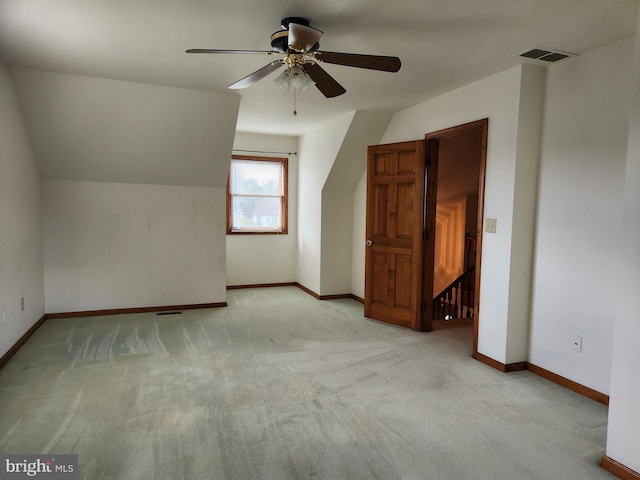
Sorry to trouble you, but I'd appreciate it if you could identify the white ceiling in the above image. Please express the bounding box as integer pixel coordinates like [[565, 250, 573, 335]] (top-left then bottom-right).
[[0, 0, 637, 137]]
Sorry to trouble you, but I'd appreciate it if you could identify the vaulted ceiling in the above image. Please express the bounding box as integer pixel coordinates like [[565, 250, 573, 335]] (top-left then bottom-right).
[[0, 0, 637, 136]]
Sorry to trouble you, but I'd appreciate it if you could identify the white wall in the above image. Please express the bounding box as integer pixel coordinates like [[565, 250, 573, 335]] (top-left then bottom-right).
[[43, 181, 227, 313], [227, 132, 298, 286], [320, 110, 393, 296], [530, 37, 634, 394], [505, 65, 546, 364], [0, 61, 45, 358], [8, 68, 239, 316], [320, 191, 354, 295], [606, 11, 640, 473], [351, 174, 367, 300], [297, 114, 354, 294]]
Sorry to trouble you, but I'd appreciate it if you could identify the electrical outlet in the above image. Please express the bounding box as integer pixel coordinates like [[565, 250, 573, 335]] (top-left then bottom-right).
[[571, 334, 583, 352], [21, 296, 25, 312], [2, 310, 7, 326]]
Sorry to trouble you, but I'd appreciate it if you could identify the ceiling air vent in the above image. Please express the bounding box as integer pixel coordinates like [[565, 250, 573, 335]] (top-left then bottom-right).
[[517, 47, 575, 63]]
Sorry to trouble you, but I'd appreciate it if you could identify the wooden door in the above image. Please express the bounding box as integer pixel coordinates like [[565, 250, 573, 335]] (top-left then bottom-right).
[[364, 140, 426, 330]]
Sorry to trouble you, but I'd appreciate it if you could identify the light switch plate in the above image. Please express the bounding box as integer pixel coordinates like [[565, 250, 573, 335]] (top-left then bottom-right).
[[485, 218, 497, 233]]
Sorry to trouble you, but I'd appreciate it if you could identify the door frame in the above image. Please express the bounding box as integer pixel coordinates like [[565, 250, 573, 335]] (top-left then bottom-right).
[[420, 138, 438, 332], [424, 119, 488, 355]]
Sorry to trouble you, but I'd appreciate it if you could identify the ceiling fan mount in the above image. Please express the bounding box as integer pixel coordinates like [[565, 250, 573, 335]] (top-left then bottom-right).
[[280, 17, 310, 30], [186, 17, 401, 98], [272, 18, 314, 53]]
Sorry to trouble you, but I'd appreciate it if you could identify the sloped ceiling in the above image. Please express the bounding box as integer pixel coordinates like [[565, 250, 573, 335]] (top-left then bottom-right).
[[324, 109, 394, 191], [11, 68, 240, 186], [0, 0, 637, 137]]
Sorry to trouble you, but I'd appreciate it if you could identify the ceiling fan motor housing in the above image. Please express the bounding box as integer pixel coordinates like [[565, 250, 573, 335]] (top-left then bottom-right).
[[271, 30, 289, 52], [271, 29, 319, 53]]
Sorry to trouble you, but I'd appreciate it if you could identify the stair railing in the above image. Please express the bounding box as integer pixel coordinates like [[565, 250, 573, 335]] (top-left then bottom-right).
[[432, 266, 475, 320]]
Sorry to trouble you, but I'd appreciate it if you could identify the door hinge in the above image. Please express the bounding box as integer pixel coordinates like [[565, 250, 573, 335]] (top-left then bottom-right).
[[423, 230, 429, 239], [420, 301, 427, 312]]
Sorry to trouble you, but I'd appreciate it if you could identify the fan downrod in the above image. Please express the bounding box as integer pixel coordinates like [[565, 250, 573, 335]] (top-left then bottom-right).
[[280, 17, 310, 30]]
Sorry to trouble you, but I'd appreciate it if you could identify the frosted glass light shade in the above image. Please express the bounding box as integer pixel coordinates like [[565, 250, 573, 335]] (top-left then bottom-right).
[[274, 70, 289, 89], [274, 66, 315, 91]]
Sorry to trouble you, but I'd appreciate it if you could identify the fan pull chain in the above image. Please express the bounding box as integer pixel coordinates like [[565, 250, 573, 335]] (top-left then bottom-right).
[[293, 88, 298, 116]]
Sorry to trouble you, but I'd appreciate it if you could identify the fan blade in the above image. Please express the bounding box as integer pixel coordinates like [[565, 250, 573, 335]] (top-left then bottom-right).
[[315, 51, 401, 72], [288, 23, 323, 53], [186, 49, 277, 55], [228, 61, 284, 89], [301, 62, 346, 98]]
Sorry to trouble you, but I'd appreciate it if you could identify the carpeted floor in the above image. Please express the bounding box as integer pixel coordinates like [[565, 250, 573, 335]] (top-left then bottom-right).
[[0, 286, 615, 479]]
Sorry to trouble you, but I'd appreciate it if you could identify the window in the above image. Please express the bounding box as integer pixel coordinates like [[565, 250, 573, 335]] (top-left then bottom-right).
[[227, 155, 288, 234]]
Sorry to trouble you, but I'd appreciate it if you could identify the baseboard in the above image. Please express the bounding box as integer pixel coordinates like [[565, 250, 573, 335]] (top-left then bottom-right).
[[0, 314, 47, 369], [473, 354, 609, 404], [601, 456, 640, 480], [473, 352, 527, 372], [474, 352, 507, 371], [227, 282, 296, 290], [505, 361, 528, 372], [294, 283, 359, 301], [318, 293, 353, 300], [226, 282, 362, 304], [527, 363, 609, 405], [45, 302, 227, 319], [294, 282, 319, 299]]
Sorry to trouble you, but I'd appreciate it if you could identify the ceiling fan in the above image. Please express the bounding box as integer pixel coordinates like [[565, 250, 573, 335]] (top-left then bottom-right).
[[186, 17, 401, 99]]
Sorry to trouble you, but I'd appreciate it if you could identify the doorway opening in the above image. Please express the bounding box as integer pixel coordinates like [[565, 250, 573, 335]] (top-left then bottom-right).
[[425, 119, 488, 355]]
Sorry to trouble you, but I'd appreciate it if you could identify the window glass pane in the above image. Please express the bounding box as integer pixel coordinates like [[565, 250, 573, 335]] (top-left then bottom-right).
[[231, 161, 282, 195], [231, 196, 282, 230], [227, 156, 287, 234]]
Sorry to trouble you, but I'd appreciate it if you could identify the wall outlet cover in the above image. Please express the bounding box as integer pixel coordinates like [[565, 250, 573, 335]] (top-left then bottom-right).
[[571, 334, 583, 352]]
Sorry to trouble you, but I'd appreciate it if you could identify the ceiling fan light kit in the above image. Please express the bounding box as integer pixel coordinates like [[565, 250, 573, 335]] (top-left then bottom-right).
[[186, 17, 401, 114], [274, 65, 315, 91]]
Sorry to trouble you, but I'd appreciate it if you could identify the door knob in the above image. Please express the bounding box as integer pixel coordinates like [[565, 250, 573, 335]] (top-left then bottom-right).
[[365, 240, 373, 246]]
